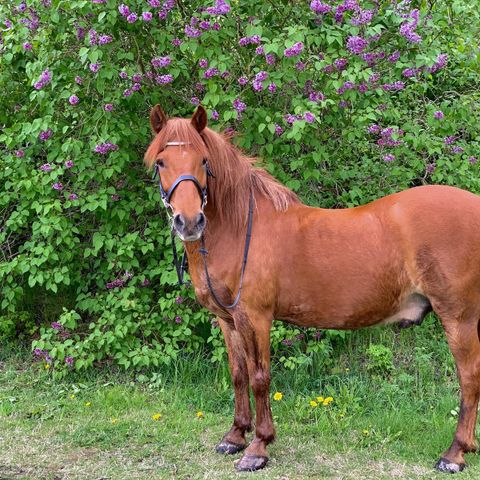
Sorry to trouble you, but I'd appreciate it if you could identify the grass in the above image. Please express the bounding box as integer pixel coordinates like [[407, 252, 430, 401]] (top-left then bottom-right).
[[1, 321, 480, 479]]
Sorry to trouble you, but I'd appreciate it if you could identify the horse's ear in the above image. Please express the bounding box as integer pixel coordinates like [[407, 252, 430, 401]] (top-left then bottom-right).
[[191, 105, 207, 134], [150, 104, 168, 133]]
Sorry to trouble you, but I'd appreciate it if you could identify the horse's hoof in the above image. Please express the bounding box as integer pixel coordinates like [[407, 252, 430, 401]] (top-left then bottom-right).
[[234, 454, 268, 472], [215, 440, 245, 455], [435, 457, 466, 474]]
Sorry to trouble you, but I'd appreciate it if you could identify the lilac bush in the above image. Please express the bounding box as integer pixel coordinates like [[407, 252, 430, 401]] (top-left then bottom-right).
[[0, 0, 479, 371]]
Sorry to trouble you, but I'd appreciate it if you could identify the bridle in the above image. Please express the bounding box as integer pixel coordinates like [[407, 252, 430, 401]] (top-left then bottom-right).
[[152, 141, 254, 311]]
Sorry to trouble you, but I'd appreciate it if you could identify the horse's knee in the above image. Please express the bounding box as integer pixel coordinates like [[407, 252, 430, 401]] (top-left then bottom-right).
[[250, 368, 270, 395]]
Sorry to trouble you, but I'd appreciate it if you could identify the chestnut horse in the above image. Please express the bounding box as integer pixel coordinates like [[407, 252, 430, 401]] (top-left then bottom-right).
[[145, 104, 480, 473]]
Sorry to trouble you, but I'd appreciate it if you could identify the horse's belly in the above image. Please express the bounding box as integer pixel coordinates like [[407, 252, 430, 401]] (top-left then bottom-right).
[[276, 292, 431, 330]]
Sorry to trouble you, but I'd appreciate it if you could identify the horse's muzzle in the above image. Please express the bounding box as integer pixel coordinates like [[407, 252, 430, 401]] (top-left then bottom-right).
[[173, 212, 206, 241]]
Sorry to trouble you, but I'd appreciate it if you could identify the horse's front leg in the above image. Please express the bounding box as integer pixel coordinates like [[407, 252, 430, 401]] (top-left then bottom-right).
[[216, 317, 253, 455], [233, 309, 274, 472]]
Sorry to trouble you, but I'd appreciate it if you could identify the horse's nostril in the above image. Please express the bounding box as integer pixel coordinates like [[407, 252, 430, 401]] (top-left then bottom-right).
[[197, 212, 206, 228], [174, 214, 185, 230]]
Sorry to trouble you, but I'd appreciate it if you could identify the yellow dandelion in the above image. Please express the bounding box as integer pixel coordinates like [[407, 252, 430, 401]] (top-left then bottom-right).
[[196, 411, 204, 418], [85, 402, 91, 407], [323, 396, 333, 406], [44, 363, 50, 370], [110, 418, 118, 424], [152, 413, 162, 421], [316, 396, 324, 403], [310, 400, 318, 408], [69, 394, 75, 400], [362, 429, 370, 436], [273, 392, 283, 401]]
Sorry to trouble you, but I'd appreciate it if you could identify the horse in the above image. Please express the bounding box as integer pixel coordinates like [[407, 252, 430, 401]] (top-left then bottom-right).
[[144, 104, 480, 474]]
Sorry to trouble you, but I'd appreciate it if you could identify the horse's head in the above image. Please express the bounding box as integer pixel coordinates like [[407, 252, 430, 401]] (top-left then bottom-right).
[[147, 104, 210, 242]]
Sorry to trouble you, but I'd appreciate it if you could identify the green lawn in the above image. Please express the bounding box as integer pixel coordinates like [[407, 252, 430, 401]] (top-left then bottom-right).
[[1, 329, 480, 479]]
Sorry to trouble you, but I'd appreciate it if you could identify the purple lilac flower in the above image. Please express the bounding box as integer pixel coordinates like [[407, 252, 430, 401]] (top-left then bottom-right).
[[451, 146, 464, 154], [132, 83, 141, 91], [428, 54, 448, 74], [175, 316, 182, 324], [34, 348, 45, 356], [195, 82, 205, 92], [190, 97, 200, 105], [142, 278, 151, 286], [199, 58, 208, 68], [40, 163, 52, 172], [304, 112, 315, 123], [151, 56, 171, 68], [65, 160, 74, 168], [383, 154, 395, 162], [368, 124, 381, 134], [388, 51, 400, 62], [15, 150, 25, 158], [211, 110, 219, 120], [275, 124, 283, 136], [347, 35, 368, 55], [52, 182, 63, 191], [118, 4, 129, 16], [75, 76, 83, 85], [119, 71, 128, 79], [94, 142, 119, 155], [309, 91, 325, 102], [39, 129, 53, 141], [468, 156, 478, 164], [199, 20, 211, 30], [282, 339, 293, 346], [382, 81, 405, 91], [265, 53, 276, 65], [149, 0, 161, 6], [433, 111, 444, 120], [296, 61, 306, 71], [334, 58, 348, 70], [284, 42, 303, 57], [255, 71, 268, 82], [132, 73, 142, 83], [69, 95, 79, 105], [51, 322, 62, 330], [104, 103, 114, 111], [204, 67, 219, 79], [142, 11, 153, 21], [402, 67, 420, 78], [268, 83, 277, 92], [351, 9, 374, 25], [98, 34, 113, 45], [65, 356, 74, 366], [175, 296, 184, 304], [89, 63, 100, 73], [284, 114, 297, 124], [252, 80, 263, 91], [106, 278, 124, 289], [233, 98, 246, 113], [426, 163, 436, 174], [444, 136, 456, 145], [206, 0, 231, 15], [34, 69, 52, 90], [172, 38, 182, 46], [111, 194, 120, 201], [69, 193, 78, 200], [155, 74, 174, 84], [126, 12, 138, 23], [185, 25, 201, 38], [238, 76, 249, 86], [23, 42, 32, 50], [399, 9, 422, 43], [89, 29, 98, 45], [310, 0, 331, 14], [123, 88, 133, 97], [357, 83, 368, 93], [255, 45, 264, 55]]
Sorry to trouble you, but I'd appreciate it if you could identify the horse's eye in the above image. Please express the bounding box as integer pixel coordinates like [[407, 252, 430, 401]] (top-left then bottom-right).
[[156, 159, 165, 168], [202, 158, 208, 165]]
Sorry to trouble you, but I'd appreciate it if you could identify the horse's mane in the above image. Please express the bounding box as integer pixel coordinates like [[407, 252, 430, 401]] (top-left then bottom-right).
[[144, 118, 300, 231]]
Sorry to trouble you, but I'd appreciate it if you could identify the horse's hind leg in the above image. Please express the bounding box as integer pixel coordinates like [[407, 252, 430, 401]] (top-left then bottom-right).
[[436, 315, 480, 473], [216, 317, 252, 455]]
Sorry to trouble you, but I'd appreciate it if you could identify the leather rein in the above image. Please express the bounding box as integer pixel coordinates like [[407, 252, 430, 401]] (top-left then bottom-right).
[[152, 141, 254, 311]]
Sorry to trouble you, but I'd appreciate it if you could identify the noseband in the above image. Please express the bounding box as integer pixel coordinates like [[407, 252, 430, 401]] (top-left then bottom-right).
[[152, 141, 254, 312], [152, 141, 213, 211]]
